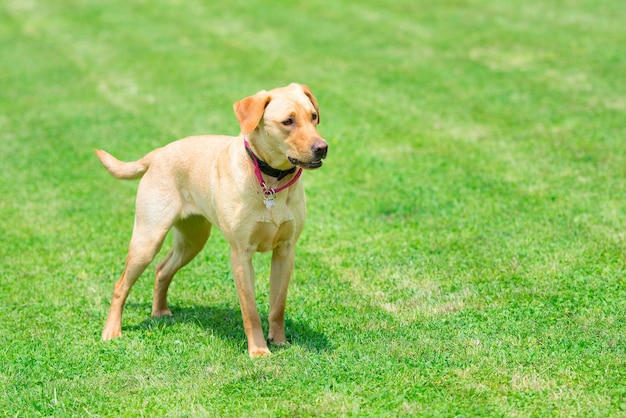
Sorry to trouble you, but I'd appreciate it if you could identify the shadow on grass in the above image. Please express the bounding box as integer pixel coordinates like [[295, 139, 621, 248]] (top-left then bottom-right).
[[125, 303, 332, 353]]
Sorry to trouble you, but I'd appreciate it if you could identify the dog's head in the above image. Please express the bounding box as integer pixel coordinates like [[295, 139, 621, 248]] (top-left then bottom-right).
[[234, 83, 328, 170]]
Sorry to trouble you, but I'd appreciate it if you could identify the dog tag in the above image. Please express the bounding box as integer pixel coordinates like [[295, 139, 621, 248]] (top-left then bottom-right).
[[264, 196, 276, 209]]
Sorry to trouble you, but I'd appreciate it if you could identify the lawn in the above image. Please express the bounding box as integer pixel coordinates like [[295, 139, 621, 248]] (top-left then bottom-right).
[[1, 0, 625, 416]]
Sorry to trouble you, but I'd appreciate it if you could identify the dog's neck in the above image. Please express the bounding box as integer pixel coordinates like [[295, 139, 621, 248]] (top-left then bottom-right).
[[244, 139, 296, 181]]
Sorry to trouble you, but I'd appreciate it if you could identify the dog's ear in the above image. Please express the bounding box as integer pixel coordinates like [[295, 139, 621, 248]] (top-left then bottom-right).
[[233, 91, 271, 134], [300, 84, 320, 124]]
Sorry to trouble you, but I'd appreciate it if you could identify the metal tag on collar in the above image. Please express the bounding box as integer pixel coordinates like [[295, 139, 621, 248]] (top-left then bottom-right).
[[262, 183, 276, 209], [264, 195, 276, 209]]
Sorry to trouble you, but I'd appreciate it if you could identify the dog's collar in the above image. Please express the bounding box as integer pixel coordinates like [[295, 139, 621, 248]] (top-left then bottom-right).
[[244, 138, 302, 197], [244, 139, 297, 181]]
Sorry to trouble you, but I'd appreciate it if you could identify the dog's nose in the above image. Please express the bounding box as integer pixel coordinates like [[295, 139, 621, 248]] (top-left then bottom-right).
[[312, 140, 328, 160]]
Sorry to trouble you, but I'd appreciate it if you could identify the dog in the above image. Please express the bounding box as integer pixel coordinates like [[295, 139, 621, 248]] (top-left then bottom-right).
[[96, 83, 327, 357]]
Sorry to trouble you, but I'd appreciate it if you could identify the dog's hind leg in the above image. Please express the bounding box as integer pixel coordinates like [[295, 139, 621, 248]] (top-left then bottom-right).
[[102, 189, 179, 341], [101, 227, 169, 340], [152, 216, 212, 317]]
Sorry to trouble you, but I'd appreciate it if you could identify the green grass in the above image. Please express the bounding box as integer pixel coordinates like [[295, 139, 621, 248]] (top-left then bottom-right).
[[1, 0, 625, 415]]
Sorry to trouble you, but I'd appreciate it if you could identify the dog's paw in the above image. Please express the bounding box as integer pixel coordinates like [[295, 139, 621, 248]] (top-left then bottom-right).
[[268, 336, 290, 347], [248, 346, 272, 358], [101, 326, 121, 341], [152, 308, 173, 318]]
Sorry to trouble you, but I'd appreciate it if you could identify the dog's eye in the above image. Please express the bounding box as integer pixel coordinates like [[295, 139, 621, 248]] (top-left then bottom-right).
[[312, 113, 318, 121], [282, 118, 295, 126]]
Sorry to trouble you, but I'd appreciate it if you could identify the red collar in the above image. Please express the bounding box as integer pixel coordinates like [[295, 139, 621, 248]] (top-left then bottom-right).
[[244, 138, 302, 197]]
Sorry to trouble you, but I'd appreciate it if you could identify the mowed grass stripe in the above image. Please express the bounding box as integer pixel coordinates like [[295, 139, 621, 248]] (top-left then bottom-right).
[[1, 0, 625, 416]]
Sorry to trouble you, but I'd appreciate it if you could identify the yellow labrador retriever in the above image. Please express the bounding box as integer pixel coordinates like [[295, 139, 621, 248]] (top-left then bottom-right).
[[96, 83, 327, 357]]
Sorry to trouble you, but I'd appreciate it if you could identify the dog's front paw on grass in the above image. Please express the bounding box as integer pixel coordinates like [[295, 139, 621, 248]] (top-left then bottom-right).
[[151, 309, 173, 318], [101, 326, 122, 341], [249, 346, 272, 358], [268, 335, 290, 346]]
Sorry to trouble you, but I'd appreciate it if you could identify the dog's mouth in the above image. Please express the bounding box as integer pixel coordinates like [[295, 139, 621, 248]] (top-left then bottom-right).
[[288, 157, 324, 169]]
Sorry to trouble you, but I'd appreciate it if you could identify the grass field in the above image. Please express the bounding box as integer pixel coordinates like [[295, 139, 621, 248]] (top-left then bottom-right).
[[1, 0, 625, 416]]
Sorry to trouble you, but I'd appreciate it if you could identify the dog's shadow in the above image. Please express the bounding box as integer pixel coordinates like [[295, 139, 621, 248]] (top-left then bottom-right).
[[126, 303, 332, 353]]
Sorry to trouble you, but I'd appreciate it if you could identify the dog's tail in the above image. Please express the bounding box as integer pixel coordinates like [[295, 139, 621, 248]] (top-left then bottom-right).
[[95, 149, 154, 180]]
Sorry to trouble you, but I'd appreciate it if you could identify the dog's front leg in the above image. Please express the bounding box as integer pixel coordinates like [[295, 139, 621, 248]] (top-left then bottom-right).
[[230, 249, 270, 357], [268, 244, 295, 346]]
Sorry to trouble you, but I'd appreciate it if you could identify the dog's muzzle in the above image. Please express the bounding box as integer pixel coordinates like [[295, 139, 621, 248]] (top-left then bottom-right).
[[288, 140, 328, 169]]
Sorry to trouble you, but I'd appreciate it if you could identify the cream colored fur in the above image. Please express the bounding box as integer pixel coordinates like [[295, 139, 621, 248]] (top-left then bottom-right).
[[96, 83, 327, 357]]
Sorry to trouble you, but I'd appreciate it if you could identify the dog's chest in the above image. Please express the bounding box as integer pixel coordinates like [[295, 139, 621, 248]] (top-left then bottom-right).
[[259, 200, 293, 225], [250, 198, 304, 252], [252, 216, 298, 253], [254, 183, 304, 224]]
